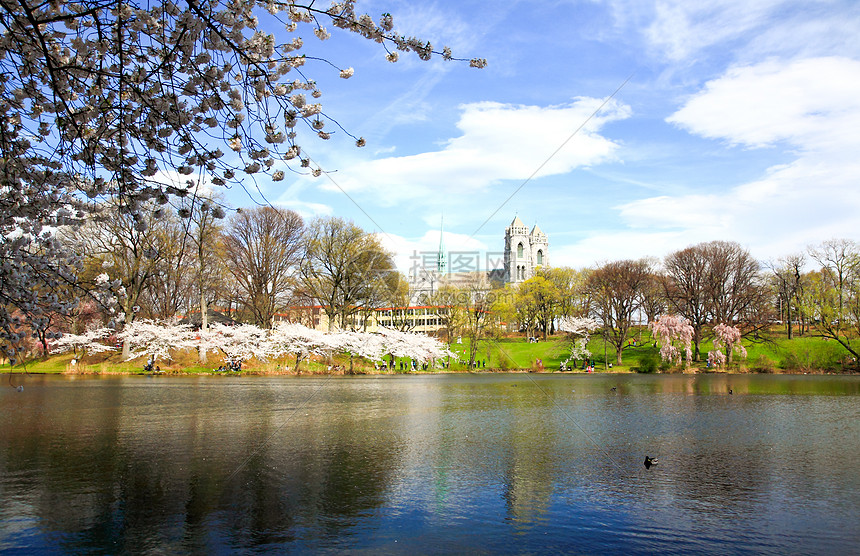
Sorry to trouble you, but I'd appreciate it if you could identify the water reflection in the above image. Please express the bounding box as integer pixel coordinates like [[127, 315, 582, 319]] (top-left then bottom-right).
[[1, 374, 859, 553]]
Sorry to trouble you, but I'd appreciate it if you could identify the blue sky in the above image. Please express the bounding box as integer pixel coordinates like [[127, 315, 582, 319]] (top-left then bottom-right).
[[230, 0, 860, 272]]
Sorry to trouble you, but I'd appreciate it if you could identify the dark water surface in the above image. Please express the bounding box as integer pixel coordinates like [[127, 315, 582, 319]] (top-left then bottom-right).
[[1, 373, 858, 554]]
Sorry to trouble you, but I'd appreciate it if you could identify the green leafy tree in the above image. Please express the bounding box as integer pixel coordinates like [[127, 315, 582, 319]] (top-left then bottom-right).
[[542, 266, 590, 319], [516, 275, 561, 340]]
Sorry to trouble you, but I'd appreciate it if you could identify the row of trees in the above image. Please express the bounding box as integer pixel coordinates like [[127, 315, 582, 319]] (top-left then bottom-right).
[[490, 239, 860, 366], [57, 198, 407, 360], [30, 219, 860, 371], [5, 0, 850, 373], [10, 181, 860, 373], [0, 0, 482, 364], [53, 320, 454, 373]]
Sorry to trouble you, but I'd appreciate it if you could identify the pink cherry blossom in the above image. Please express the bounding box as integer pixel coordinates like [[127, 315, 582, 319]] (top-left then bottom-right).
[[708, 323, 747, 368], [649, 314, 694, 367]]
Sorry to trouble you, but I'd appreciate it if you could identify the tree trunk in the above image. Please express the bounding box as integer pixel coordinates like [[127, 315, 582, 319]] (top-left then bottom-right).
[[692, 329, 702, 362], [199, 290, 208, 364]]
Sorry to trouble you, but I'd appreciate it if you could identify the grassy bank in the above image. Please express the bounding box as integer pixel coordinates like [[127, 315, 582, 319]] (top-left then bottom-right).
[[8, 327, 859, 375], [457, 327, 857, 374]]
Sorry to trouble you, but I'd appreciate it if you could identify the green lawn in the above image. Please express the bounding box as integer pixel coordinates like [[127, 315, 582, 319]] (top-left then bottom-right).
[[448, 333, 657, 372], [450, 326, 859, 373]]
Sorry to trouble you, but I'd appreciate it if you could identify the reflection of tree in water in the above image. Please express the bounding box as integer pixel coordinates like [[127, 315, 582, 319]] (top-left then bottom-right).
[[3, 375, 860, 552], [490, 381, 558, 523], [502, 450, 556, 521], [0, 379, 406, 552], [0, 379, 124, 551], [221, 432, 405, 548]]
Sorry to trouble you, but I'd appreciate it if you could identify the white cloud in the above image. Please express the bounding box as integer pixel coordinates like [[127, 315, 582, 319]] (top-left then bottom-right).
[[645, 0, 786, 61], [604, 0, 860, 68], [741, 9, 860, 63], [551, 230, 690, 269], [376, 230, 489, 275], [317, 98, 631, 205], [612, 56, 860, 263], [667, 57, 860, 149], [384, 2, 476, 55], [276, 199, 333, 219]]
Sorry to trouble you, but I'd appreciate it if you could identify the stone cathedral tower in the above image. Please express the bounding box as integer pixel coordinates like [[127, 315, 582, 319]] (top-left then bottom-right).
[[504, 216, 549, 284]]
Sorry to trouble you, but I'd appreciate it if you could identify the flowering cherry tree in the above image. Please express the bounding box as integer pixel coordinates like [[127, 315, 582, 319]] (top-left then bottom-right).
[[557, 316, 599, 368], [708, 323, 747, 369], [50, 327, 116, 357], [116, 319, 195, 363], [267, 321, 336, 371], [0, 0, 483, 362], [52, 319, 457, 372], [330, 329, 384, 373], [649, 314, 694, 368], [261, 322, 456, 372], [376, 327, 456, 365], [199, 322, 273, 367]]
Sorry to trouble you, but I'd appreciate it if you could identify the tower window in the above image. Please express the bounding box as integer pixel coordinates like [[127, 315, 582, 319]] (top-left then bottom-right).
[[537, 250, 543, 265], [517, 243, 524, 258]]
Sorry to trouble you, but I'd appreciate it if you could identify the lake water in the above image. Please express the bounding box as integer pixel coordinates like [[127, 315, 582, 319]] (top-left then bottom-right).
[[1, 373, 858, 554]]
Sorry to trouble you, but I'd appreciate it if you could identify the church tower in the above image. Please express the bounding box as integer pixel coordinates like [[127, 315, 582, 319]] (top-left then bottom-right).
[[504, 216, 549, 285], [504, 216, 531, 284], [529, 224, 548, 270]]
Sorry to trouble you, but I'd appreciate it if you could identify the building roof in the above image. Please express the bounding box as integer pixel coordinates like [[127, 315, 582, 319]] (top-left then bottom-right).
[[509, 215, 526, 229], [530, 224, 546, 237]]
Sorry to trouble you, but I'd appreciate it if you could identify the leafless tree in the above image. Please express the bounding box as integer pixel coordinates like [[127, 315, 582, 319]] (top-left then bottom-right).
[[461, 274, 493, 368], [301, 217, 395, 331], [222, 206, 304, 328], [769, 253, 807, 338], [662, 245, 710, 360], [142, 216, 195, 320], [663, 241, 767, 359], [587, 258, 652, 365], [640, 268, 666, 329], [425, 284, 468, 343], [704, 241, 766, 328], [71, 199, 168, 358]]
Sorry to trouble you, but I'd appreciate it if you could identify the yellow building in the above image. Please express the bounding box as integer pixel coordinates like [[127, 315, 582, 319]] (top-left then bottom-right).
[[274, 305, 448, 334]]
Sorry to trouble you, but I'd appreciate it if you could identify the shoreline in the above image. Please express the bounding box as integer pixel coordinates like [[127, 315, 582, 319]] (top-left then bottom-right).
[[21, 367, 860, 377]]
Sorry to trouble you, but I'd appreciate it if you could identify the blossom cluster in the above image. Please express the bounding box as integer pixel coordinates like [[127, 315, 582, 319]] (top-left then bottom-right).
[[649, 314, 694, 367], [49, 326, 116, 357], [557, 316, 599, 366], [54, 319, 456, 367], [708, 323, 747, 368]]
